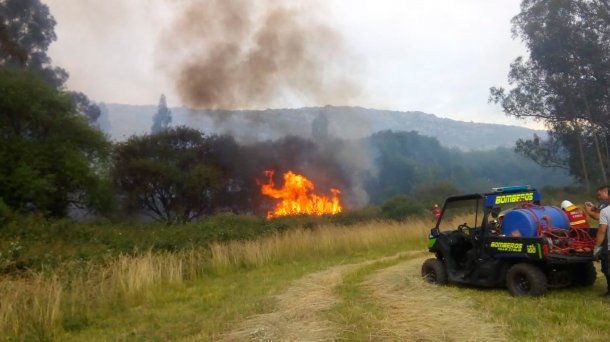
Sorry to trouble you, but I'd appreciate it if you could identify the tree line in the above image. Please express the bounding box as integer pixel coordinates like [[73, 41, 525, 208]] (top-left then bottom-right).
[[0, 66, 571, 224], [0, 0, 581, 224]]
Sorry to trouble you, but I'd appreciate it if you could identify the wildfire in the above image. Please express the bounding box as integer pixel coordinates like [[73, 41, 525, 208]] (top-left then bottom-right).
[[260, 170, 343, 218]]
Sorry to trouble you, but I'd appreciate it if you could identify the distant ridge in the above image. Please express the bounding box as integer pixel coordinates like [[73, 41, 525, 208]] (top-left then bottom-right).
[[103, 104, 545, 151]]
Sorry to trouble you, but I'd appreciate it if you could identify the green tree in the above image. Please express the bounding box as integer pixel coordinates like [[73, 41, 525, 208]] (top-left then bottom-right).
[[413, 181, 459, 207], [0, 0, 66, 85], [0, 68, 110, 216], [364, 130, 448, 203], [490, 0, 610, 188], [514, 134, 569, 170], [113, 127, 224, 223], [362, 130, 570, 203], [0, 0, 100, 123]]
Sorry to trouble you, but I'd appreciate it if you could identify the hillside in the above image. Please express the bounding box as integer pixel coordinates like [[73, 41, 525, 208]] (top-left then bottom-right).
[[102, 104, 545, 151]]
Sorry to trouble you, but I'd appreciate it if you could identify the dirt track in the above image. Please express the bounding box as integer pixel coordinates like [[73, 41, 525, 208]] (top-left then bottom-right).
[[221, 262, 356, 341], [221, 254, 507, 341], [363, 257, 506, 341]]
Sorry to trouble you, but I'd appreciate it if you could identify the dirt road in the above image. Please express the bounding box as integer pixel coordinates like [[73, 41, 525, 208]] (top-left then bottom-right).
[[221, 253, 507, 341]]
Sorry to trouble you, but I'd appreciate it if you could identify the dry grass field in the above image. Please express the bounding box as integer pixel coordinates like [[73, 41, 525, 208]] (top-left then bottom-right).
[[2, 217, 609, 341]]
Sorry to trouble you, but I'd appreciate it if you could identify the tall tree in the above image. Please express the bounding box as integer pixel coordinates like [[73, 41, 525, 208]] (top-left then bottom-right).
[[151, 94, 172, 134], [0, 0, 66, 86], [0, 69, 110, 216], [0, 0, 100, 123], [490, 0, 610, 185]]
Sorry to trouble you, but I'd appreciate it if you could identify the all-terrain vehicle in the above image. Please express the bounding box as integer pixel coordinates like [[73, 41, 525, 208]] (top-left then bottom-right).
[[421, 186, 598, 296]]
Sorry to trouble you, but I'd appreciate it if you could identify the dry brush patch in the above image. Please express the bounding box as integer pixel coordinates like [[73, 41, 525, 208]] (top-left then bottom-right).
[[0, 275, 62, 340], [207, 219, 429, 272], [0, 250, 203, 339]]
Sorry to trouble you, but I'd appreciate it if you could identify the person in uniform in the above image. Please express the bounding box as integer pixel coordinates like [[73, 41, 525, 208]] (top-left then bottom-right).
[[595, 201, 610, 296], [591, 185, 610, 296], [431, 204, 441, 220], [584, 185, 610, 220]]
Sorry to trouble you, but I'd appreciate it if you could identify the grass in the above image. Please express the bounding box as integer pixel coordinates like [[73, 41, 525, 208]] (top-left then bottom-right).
[[65, 253, 388, 340], [326, 256, 610, 341], [0, 209, 386, 273], [3, 207, 610, 340], [63, 261, 326, 340], [461, 274, 610, 341], [0, 219, 430, 340], [329, 254, 417, 340]]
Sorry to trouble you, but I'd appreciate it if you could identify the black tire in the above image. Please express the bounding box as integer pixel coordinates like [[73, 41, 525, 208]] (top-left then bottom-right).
[[572, 262, 597, 287], [421, 258, 448, 285], [506, 263, 547, 297]]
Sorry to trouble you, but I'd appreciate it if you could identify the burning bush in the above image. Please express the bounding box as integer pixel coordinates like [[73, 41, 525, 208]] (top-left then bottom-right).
[[260, 170, 343, 218]]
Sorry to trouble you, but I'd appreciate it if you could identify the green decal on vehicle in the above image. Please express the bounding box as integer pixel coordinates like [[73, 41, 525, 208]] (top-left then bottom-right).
[[428, 238, 437, 249]]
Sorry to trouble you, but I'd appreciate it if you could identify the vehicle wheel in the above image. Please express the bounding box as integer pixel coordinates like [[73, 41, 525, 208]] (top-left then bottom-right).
[[572, 262, 597, 287], [421, 258, 448, 285], [506, 263, 547, 297]]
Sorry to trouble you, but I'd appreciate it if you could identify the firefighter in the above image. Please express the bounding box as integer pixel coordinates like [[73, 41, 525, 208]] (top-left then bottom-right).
[[489, 207, 505, 234], [584, 185, 610, 220], [560, 200, 588, 229], [431, 204, 441, 220], [592, 185, 610, 296], [596, 199, 610, 296]]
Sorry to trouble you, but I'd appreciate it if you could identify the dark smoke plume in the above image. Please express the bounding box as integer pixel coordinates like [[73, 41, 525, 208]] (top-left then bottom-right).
[[162, 0, 360, 110]]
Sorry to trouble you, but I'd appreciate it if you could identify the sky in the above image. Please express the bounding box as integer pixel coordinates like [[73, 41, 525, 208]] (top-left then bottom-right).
[[45, 0, 538, 128]]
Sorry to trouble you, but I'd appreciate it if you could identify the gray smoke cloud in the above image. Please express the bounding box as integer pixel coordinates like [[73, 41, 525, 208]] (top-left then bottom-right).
[[160, 0, 360, 110], [157, 0, 374, 207]]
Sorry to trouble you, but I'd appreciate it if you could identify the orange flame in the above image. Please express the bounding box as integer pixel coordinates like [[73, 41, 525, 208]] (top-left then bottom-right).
[[260, 170, 343, 218]]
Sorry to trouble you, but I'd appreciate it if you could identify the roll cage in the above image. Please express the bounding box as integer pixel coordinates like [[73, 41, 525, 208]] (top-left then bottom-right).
[[433, 186, 541, 236]]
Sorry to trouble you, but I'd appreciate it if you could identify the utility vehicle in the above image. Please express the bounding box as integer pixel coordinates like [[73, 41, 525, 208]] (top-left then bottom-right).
[[421, 186, 598, 296]]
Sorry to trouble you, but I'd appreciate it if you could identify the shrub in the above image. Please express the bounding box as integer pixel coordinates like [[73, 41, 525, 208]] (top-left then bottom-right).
[[381, 195, 425, 221], [330, 206, 382, 225]]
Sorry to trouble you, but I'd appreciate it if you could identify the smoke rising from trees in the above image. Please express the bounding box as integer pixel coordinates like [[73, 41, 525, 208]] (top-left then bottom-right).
[[161, 0, 361, 110]]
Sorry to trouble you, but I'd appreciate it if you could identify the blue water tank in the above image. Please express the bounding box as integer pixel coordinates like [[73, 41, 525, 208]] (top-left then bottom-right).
[[500, 206, 570, 237]]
